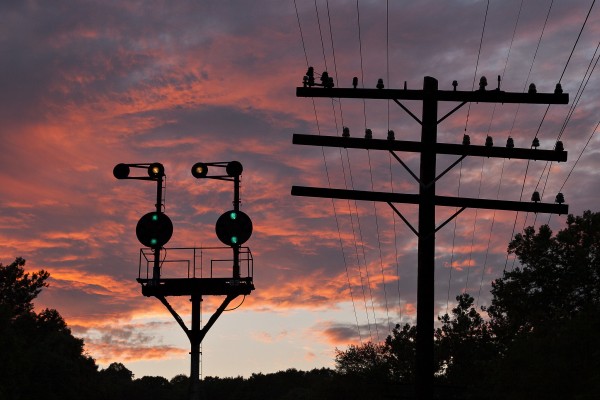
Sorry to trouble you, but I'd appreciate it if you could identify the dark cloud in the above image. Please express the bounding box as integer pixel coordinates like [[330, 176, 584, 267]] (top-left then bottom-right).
[[317, 321, 391, 345]]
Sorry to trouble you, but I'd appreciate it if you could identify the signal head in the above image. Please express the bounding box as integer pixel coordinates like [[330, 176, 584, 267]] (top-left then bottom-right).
[[136, 212, 173, 248], [148, 163, 165, 178], [191, 162, 209, 178], [226, 161, 243, 177], [113, 163, 130, 179], [215, 210, 252, 246]]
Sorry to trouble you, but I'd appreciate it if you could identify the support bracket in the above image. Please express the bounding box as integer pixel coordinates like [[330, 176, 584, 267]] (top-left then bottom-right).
[[435, 207, 467, 234], [393, 99, 422, 125], [157, 295, 190, 337], [437, 101, 467, 124], [387, 202, 419, 237], [390, 151, 421, 186]]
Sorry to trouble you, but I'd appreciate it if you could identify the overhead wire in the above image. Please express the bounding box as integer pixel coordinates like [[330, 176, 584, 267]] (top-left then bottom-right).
[[367, 150, 393, 333], [463, 0, 490, 132], [558, 119, 600, 194], [358, 0, 393, 332], [557, 40, 600, 141], [324, 0, 370, 343], [521, 0, 596, 231], [475, 0, 524, 307], [464, 157, 485, 294], [323, 0, 375, 342], [557, 0, 596, 84], [508, 0, 595, 270], [345, 150, 375, 342], [298, 0, 597, 337], [503, 0, 555, 272], [353, 0, 384, 341], [385, 0, 404, 325], [534, 40, 600, 190], [445, 166, 463, 314], [459, 0, 489, 296], [545, 41, 600, 225], [293, 0, 309, 66], [293, 0, 364, 342], [389, 154, 403, 322]]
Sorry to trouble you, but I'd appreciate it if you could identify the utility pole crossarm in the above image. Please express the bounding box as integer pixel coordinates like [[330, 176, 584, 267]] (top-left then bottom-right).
[[292, 134, 567, 162], [296, 87, 568, 104], [291, 186, 568, 215]]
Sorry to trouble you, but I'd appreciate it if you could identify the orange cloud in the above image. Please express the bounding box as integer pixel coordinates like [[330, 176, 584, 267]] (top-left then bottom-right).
[[85, 338, 187, 364]]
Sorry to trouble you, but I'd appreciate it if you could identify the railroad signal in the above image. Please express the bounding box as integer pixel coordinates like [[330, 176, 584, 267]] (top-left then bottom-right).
[[191, 161, 243, 180], [225, 161, 243, 177], [136, 211, 173, 248], [191, 162, 209, 178], [215, 210, 252, 246], [113, 162, 165, 180], [191, 160, 251, 278], [113, 163, 130, 179], [148, 163, 165, 178]]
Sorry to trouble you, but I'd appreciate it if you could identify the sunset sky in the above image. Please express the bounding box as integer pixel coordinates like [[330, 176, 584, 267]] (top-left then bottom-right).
[[1, 0, 599, 380]]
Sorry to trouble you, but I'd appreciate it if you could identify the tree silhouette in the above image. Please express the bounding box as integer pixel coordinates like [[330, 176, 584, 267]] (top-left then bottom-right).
[[0, 258, 98, 400], [384, 323, 417, 383], [483, 211, 600, 398], [334, 341, 389, 379], [487, 211, 600, 341], [333, 211, 600, 399], [0, 257, 48, 317]]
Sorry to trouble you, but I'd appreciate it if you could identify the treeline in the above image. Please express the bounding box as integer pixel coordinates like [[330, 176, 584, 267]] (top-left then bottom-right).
[[0, 257, 398, 400], [0, 254, 397, 400], [1, 211, 600, 399], [334, 211, 600, 399], [91, 364, 408, 400]]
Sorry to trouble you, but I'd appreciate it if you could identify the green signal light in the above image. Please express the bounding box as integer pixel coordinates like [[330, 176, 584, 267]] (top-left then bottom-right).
[[136, 212, 173, 248], [215, 209, 252, 246]]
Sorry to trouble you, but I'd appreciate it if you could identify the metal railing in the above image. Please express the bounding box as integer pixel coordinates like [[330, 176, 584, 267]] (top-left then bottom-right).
[[139, 246, 253, 280]]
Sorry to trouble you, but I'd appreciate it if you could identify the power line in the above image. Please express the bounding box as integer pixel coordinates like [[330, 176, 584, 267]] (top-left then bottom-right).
[[558, 41, 600, 141], [464, 157, 485, 293], [294, 0, 365, 342], [559, 119, 600, 192], [460, 0, 490, 296], [345, 152, 377, 341], [520, 0, 596, 230], [446, 162, 463, 314], [314, 0, 328, 71], [323, 0, 370, 342], [504, 0, 555, 272], [474, 0, 524, 306], [293, 0, 309, 66], [385, 0, 403, 325], [367, 150, 392, 333], [352, 0, 384, 341], [558, 0, 596, 83], [464, 0, 490, 132], [389, 153, 403, 322]]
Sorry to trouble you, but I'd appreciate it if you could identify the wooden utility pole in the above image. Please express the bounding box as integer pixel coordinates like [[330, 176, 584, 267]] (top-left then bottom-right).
[[292, 75, 568, 399]]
